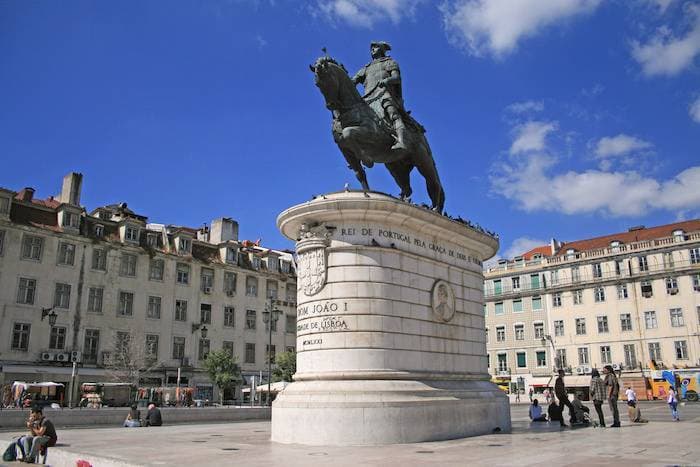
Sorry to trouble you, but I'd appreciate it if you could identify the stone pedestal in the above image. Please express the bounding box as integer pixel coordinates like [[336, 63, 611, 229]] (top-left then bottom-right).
[[272, 191, 510, 445]]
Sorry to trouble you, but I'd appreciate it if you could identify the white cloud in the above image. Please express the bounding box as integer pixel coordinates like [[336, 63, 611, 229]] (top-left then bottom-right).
[[484, 236, 548, 268], [317, 0, 422, 27], [491, 122, 700, 217], [441, 0, 601, 58], [509, 121, 557, 155], [690, 96, 700, 123], [631, 5, 700, 76], [506, 100, 544, 114], [594, 134, 653, 158], [652, 0, 674, 13]]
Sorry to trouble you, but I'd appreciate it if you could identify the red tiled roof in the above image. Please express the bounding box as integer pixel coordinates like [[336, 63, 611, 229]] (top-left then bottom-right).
[[521, 245, 552, 260], [32, 197, 61, 209], [557, 219, 700, 255]]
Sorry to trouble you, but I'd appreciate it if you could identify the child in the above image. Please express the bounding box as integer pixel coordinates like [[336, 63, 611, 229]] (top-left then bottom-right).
[[668, 386, 679, 421]]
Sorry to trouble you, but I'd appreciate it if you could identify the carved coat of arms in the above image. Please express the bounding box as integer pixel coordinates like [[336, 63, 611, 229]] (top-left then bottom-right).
[[298, 247, 327, 296]]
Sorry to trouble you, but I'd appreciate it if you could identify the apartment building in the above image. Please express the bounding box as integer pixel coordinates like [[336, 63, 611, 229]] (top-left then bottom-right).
[[484, 220, 700, 394], [0, 173, 297, 402]]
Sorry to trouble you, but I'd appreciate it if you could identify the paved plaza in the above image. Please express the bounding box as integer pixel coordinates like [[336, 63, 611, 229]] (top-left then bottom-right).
[[1, 401, 697, 466]]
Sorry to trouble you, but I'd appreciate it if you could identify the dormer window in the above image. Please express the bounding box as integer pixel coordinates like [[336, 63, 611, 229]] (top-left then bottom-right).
[[94, 224, 104, 237], [251, 255, 261, 270], [62, 212, 79, 228], [280, 260, 290, 273], [146, 233, 158, 248], [267, 257, 279, 272], [226, 247, 238, 264], [0, 196, 10, 215], [125, 226, 139, 243], [98, 210, 111, 221], [178, 238, 191, 253], [673, 230, 684, 242], [532, 254, 542, 260]]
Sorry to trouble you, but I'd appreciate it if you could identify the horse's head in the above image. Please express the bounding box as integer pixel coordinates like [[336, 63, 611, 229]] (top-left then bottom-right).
[[309, 56, 352, 111]]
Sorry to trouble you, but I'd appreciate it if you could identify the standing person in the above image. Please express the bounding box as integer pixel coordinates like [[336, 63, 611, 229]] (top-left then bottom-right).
[[589, 369, 606, 427], [603, 365, 621, 427], [123, 403, 141, 427], [554, 369, 575, 425], [529, 387, 534, 403], [544, 388, 551, 404], [23, 407, 57, 463], [625, 386, 637, 404], [668, 386, 680, 421], [515, 389, 521, 403]]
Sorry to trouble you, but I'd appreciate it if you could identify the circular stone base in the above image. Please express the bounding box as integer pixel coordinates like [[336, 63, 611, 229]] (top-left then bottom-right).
[[271, 379, 511, 445]]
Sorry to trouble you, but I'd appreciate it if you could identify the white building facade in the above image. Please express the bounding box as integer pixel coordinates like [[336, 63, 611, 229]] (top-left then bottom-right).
[[0, 173, 297, 403]]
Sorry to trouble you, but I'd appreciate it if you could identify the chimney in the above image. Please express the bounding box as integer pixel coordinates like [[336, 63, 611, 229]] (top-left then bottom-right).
[[17, 187, 35, 202], [210, 217, 239, 244], [550, 238, 561, 255], [59, 172, 83, 206]]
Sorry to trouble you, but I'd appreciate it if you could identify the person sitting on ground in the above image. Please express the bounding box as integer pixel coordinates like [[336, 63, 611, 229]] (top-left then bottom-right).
[[144, 403, 162, 427], [123, 403, 141, 427], [529, 399, 548, 422], [23, 407, 57, 463], [571, 393, 590, 425], [547, 399, 564, 426]]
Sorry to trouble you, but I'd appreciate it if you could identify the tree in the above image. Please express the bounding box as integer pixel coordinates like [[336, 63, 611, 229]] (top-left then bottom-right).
[[203, 349, 242, 405], [272, 351, 296, 383], [104, 331, 161, 386]]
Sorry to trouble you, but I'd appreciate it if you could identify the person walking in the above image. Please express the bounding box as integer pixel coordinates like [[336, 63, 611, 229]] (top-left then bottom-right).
[[603, 365, 621, 427], [515, 389, 521, 403], [589, 369, 606, 427], [529, 387, 534, 403], [554, 369, 575, 426], [668, 386, 680, 421]]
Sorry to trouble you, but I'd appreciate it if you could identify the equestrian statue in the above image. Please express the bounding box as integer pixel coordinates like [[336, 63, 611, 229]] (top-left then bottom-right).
[[309, 41, 445, 212]]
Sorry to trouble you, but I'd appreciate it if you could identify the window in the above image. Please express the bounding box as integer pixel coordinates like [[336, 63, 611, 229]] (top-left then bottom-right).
[[663, 252, 674, 269], [176, 263, 190, 284], [536, 351, 547, 367], [54, 283, 71, 309], [115, 331, 131, 354], [0, 230, 4, 255], [172, 336, 186, 360], [554, 320, 564, 337], [147, 296, 161, 319], [175, 300, 188, 321], [87, 287, 103, 313], [497, 354, 507, 372], [552, 293, 562, 307], [512, 299, 523, 313], [531, 296, 542, 310], [615, 259, 624, 276], [594, 287, 605, 302], [224, 306, 235, 327], [17, 278, 36, 304], [57, 242, 75, 265], [620, 313, 633, 331], [94, 224, 104, 237], [200, 304, 212, 324], [644, 311, 657, 329], [571, 266, 580, 282], [575, 318, 586, 335], [281, 260, 290, 273], [21, 235, 43, 260], [597, 316, 609, 333], [12, 323, 31, 351], [578, 347, 589, 365], [530, 274, 540, 289], [623, 344, 636, 369], [648, 342, 662, 362], [592, 263, 602, 278], [266, 280, 278, 300], [494, 302, 504, 315], [125, 226, 139, 242], [245, 343, 256, 364], [641, 280, 653, 298], [573, 289, 583, 305], [496, 326, 505, 342], [119, 253, 137, 277], [617, 284, 628, 299], [252, 256, 261, 270], [149, 259, 164, 281], [512, 276, 520, 291], [266, 344, 276, 364], [534, 322, 544, 339], [690, 247, 700, 264], [514, 324, 524, 340], [199, 338, 211, 360], [669, 308, 684, 327], [492, 279, 502, 295], [226, 247, 238, 264], [267, 257, 279, 272], [665, 277, 678, 294], [246, 276, 258, 296], [178, 237, 191, 253], [92, 248, 107, 271], [286, 315, 296, 333], [693, 273, 700, 292], [600, 345, 612, 364], [638, 255, 648, 272], [224, 272, 237, 296], [246, 310, 256, 329], [201, 268, 214, 293], [223, 341, 235, 358], [266, 314, 278, 332], [146, 334, 159, 360], [550, 270, 559, 286], [485, 328, 489, 343], [117, 291, 134, 316], [83, 329, 100, 364], [675, 340, 688, 360], [516, 352, 526, 368], [49, 326, 66, 350], [286, 283, 295, 302], [556, 349, 567, 368], [0, 196, 9, 214], [62, 212, 79, 228]]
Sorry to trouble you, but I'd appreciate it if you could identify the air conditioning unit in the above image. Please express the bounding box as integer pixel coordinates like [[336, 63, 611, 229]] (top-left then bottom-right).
[[583, 366, 592, 374], [576, 367, 585, 375], [70, 351, 82, 363], [41, 352, 55, 362], [612, 363, 621, 371], [203, 287, 212, 294], [55, 353, 70, 362]]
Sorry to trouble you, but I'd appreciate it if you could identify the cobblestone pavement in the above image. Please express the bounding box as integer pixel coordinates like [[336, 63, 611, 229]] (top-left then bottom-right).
[[1, 401, 698, 466]]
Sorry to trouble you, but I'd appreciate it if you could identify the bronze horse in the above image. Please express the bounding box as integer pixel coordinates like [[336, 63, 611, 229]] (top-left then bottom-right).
[[310, 56, 445, 212]]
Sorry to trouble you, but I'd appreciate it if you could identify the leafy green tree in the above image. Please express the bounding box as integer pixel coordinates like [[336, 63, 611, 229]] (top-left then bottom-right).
[[272, 351, 296, 382], [203, 349, 242, 405]]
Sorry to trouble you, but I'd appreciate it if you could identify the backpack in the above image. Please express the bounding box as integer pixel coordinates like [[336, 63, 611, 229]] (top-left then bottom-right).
[[2, 440, 17, 462]]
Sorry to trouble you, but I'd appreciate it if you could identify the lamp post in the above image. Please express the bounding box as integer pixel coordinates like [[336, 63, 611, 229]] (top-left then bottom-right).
[[262, 300, 282, 407], [184, 323, 208, 405]]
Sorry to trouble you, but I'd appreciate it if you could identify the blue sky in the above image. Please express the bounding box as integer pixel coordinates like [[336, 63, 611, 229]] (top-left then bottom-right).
[[1, 0, 699, 259]]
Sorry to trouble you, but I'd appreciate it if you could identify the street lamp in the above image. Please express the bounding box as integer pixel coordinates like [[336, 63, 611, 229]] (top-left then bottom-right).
[[262, 301, 282, 407], [41, 307, 57, 327], [191, 323, 208, 338]]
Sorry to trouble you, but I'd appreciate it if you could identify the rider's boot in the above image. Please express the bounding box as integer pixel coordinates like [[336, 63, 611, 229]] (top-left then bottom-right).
[[391, 120, 407, 151]]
